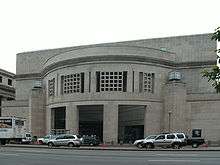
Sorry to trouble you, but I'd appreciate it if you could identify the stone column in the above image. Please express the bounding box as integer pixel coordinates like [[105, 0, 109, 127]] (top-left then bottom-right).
[[29, 88, 46, 137], [90, 71, 97, 93], [56, 73, 60, 96], [133, 71, 140, 93], [103, 102, 118, 144], [84, 71, 90, 93], [66, 103, 79, 134], [144, 105, 148, 136], [46, 106, 52, 134], [163, 81, 190, 133], [144, 103, 162, 136], [127, 70, 133, 92]]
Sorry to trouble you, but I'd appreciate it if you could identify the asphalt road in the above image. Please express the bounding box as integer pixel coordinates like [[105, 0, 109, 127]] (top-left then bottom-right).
[[0, 147, 220, 165]]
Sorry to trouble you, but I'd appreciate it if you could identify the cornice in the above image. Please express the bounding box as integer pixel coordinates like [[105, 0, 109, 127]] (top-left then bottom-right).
[[15, 73, 41, 79], [42, 55, 175, 75], [0, 70, 15, 79], [15, 55, 216, 79]]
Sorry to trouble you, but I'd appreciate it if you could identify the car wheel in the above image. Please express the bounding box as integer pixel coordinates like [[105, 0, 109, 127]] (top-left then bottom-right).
[[172, 143, 180, 149], [146, 143, 153, 149], [192, 143, 198, 148], [137, 143, 143, 148], [0, 140, 6, 145], [48, 142, 53, 148], [68, 143, 75, 147]]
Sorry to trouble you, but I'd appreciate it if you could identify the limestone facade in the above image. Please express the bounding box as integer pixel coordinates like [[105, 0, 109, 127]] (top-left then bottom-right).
[[2, 33, 220, 145]]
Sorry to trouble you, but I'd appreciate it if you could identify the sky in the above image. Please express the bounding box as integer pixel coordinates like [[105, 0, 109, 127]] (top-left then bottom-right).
[[0, 0, 219, 74]]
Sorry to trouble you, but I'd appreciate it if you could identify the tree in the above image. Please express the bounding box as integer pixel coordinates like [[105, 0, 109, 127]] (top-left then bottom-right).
[[202, 27, 220, 92]]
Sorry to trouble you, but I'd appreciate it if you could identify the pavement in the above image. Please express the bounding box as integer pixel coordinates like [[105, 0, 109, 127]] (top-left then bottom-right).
[[2, 147, 220, 165], [2, 143, 220, 151]]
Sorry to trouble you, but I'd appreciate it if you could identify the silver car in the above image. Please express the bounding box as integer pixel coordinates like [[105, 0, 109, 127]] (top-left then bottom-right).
[[48, 134, 81, 148], [134, 135, 157, 148], [144, 133, 187, 149], [37, 134, 57, 144]]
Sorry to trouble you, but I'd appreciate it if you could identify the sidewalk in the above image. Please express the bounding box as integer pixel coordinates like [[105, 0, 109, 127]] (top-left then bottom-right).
[[3, 144, 220, 151]]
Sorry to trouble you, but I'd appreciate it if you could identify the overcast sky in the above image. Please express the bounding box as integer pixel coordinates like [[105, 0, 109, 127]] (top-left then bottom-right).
[[0, 0, 219, 74]]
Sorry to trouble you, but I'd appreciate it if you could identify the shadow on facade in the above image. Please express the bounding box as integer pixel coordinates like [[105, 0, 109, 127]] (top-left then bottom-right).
[[51, 107, 66, 134], [78, 105, 103, 142], [118, 105, 145, 144]]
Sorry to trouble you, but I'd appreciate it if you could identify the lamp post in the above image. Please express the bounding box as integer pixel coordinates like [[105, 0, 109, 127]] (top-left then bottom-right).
[[168, 111, 172, 133]]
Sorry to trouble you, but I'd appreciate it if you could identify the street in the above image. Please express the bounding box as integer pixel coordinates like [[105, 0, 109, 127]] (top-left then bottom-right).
[[0, 147, 220, 165]]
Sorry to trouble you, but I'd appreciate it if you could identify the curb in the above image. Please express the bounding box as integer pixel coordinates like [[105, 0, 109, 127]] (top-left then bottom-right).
[[2, 144, 220, 152]]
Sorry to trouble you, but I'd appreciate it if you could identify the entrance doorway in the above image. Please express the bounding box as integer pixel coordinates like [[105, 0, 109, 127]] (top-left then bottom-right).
[[118, 105, 145, 143], [78, 105, 103, 141], [51, 107, 66, 134]]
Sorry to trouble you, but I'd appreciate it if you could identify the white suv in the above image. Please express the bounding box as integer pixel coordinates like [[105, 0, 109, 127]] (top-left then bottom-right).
[[144, 133, 187, 149], [133, 135, 157, 148], [48, 134, 81, 148]]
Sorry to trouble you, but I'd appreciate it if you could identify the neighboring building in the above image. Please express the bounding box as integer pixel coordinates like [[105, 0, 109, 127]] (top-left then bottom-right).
[[0, 68, 15, 116], [2, 33, 220, 145]]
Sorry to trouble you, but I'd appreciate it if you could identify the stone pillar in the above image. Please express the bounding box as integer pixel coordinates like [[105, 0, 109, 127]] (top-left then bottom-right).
[[127, 70, 133, 92], [46, 106, 52, 134], [144, 105, 148, 136], [66, 103, 79, 134], [29, 88, 46, 137], [56, 73, 60, 97], [144, 103, 162, 136], [91, 71, 96, 93], [163, 81, 190, 133], [84, 71, 90, 93], [134, 71, 140, 93], [103, 102, 118, 144]]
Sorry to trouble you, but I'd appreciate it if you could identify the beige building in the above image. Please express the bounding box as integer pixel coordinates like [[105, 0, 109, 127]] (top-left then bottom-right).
[[0, 68, 15, 116], [2, 33, 220, 145]]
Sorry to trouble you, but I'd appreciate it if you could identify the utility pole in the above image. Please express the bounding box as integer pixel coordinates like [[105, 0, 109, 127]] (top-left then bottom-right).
[[168, 111, 172, 133]]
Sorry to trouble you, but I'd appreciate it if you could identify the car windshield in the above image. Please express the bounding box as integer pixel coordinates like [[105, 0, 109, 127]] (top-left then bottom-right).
[[26, 134, 31, 137], [177, 134, 184, 138], [146, 135, 157, 139], [76, 135, 82, 138]]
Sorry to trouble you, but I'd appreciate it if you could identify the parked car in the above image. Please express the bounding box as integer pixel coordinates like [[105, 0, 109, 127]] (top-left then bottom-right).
[[133, 135, 157, 148], [38, 134, 82, 145], [47, 134, 81, 148], [144, 133, 187, 149], [21, 133, 32, 144], [81, 135, 100, 146], [187, 138, 205, 148], [37, 134, 57, 145], [186, 129, 205, 148]]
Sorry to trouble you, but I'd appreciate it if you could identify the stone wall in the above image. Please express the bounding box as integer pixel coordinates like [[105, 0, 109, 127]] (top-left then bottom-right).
[[1, 100, 30, 131], [188, 94, 220, 145], [29, 88, 46, 137], [119, 33, 215, 63]]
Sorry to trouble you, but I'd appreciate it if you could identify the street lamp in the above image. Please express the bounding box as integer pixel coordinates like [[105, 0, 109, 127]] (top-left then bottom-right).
[[168, 111, 172, 133]]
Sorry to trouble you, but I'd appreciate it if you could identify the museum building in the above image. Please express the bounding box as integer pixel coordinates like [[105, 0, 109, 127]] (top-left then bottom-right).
[[2, 33, 220, 145]]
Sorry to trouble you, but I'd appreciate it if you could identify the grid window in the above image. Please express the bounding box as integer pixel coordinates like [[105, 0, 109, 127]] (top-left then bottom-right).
[[96, 71, 127, 92], [139, 72, 154, 93], [62, 73, 84, 94], [48, 78, 55, 96]]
